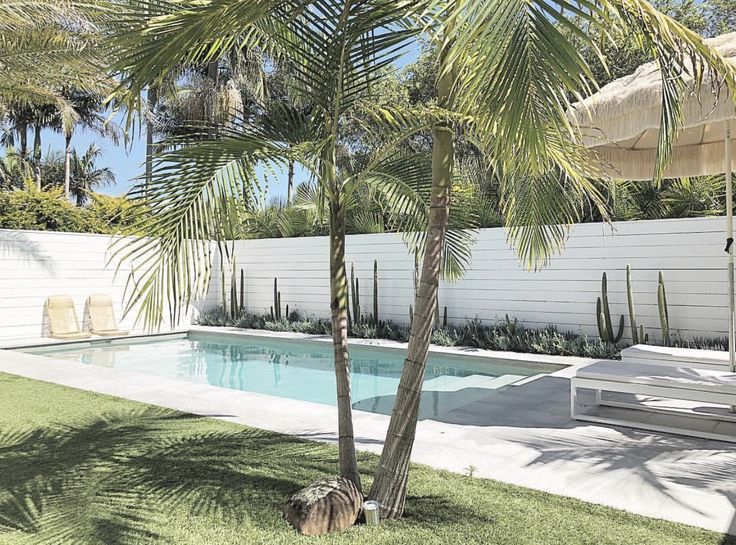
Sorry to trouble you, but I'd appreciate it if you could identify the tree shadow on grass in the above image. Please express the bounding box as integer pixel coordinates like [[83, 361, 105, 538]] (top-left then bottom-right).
[[402, 494, 496, 527], [0, 406, 340, 545]]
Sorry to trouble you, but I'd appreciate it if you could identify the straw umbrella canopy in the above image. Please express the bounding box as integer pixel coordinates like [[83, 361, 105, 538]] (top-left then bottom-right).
[[569, 32, 736, 369]]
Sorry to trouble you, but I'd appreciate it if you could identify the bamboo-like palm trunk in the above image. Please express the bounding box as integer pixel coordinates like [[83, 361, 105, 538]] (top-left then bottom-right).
[[324, 143, 361, 489], [19, 125, 27, 161], [368, 34, 454, 518], [287, 160, 294, 202], [64, 131, 72, 201], [33, 124, 42, 190]]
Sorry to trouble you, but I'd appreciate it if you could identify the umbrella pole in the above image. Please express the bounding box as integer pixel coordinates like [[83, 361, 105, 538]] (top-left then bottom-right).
[[727, 120, 735, 377]]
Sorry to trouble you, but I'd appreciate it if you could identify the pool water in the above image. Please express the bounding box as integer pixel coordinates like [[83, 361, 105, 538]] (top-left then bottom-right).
[[23, 333, 562, 419]]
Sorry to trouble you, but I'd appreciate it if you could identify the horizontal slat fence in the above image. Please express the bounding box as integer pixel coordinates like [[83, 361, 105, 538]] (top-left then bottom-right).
[[0, 216, 729, 346], [0, 229, 217, 346], [212, 216, 731, 343]]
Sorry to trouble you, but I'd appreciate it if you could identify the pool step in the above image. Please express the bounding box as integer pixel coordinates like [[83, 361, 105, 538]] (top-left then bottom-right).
[[422, 374, 526, 393]]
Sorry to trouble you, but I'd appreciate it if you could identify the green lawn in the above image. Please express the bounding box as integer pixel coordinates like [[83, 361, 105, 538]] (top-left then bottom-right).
[[0, 372, 733, 545]]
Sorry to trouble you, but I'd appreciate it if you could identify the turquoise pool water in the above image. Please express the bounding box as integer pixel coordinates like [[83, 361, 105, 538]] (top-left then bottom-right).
[[23, 333, 562, 419]]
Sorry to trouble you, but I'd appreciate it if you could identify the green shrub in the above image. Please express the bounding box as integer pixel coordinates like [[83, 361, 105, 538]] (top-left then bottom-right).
[[0, 188, 95, 232], [0, 189, 147, 235], [86, 194, 149, 234], [197, 309, 623, 359]]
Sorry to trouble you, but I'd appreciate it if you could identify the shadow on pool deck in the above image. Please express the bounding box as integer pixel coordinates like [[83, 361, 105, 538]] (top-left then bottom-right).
[[352, 373, 736, 535]]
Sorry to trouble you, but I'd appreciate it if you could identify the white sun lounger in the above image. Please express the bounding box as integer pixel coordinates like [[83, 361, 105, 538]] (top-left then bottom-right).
[[621, 344, 728, 371], [571, 360, 736, 443]]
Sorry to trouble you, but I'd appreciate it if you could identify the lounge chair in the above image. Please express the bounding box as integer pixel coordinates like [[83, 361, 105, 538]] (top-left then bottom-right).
[[85, 294, 129, 337], [571, 360, 736, 442], [45, 296, 91, 340]]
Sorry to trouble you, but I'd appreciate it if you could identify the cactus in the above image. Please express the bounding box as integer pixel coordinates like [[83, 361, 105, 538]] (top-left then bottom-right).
[[355, 278, 361, 323], [658, 271, 670, 346], [230, 258, 238, 317], [372, 259, 379, 325], [220, 254, 227, 316], [239, 268, 245, 312], [350, 264, 361, 326], [285, 304, 290, 321], [639, 324, 649, 344], [626, 265, 640, 344], [443, 306, 448, 328], [409, 304, 414, 326], [349, 263, 361, 326], [596, 272, 624, 344], [273, 278, 282, 321]]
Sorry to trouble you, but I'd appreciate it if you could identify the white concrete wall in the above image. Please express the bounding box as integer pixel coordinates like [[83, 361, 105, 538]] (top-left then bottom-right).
[[213, 217, 731, 343], [0, 229, 215, 346]]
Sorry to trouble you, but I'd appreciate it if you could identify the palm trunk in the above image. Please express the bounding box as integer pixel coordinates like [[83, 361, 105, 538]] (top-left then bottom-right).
[[19, 124, 27, 161], [64, 131, 72, 202], [368, 32, 454, 519], [145, 86, 158, 196], [324, 142, 361, 490], [33, 124, 42, 190], [206, 61, 219, 139], [287, 160, 295, 202]]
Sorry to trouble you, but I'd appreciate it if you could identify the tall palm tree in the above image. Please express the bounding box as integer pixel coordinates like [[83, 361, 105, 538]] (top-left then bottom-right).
[[108, 0, 430, 489], [368, 0, 736, 518], [0, 0, 112, 191], [52, 90, 119, 201], [68, 143, 116, 206]]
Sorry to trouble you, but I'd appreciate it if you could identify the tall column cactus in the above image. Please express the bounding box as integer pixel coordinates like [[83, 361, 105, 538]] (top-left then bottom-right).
[[373, 259, 379, 325], [658, 271, 670, 346], [350, 263, 361, 326], [626, 265, 639, 344], [240, 268, 245, 313], [271, 277, 282, 321], [596, 272, 624, 344]]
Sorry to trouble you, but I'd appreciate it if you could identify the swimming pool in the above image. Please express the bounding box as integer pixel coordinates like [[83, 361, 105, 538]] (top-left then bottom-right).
[[21, 332, 563, 419]]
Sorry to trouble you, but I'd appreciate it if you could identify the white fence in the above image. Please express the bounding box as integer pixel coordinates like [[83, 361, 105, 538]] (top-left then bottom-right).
[[213, 217, 731, 343], [0, 216, 729, 346], [0, 229, 216, 346]]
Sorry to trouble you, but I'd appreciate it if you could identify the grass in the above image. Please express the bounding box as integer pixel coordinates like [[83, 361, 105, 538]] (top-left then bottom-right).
[[0, 372, 733, 545]]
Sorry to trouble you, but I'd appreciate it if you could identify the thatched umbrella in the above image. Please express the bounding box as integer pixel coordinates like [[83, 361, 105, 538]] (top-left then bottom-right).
[[570, 32, 736, 370]]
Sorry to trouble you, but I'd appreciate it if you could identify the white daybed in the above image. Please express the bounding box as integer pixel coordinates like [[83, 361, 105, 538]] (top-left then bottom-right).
[[571, 359, 736, 443]]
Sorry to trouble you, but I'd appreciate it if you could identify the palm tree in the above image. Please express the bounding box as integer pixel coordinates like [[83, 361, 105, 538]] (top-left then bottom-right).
[[108, 0, 431, 489], [52, 90, 119, 201], [0, 146, 31, 189], [0, 0, 109, 116], [0, 1, 112, 191], [367, 0, 736, 518], [68, 144, 116, 206]]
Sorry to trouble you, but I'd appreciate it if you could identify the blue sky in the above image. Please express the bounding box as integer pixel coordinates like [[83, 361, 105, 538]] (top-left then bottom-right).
[[36, 42, 421, 202]]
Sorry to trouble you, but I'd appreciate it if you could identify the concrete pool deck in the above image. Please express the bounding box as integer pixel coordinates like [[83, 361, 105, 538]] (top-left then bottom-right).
[[1, 327, 735, 535]]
